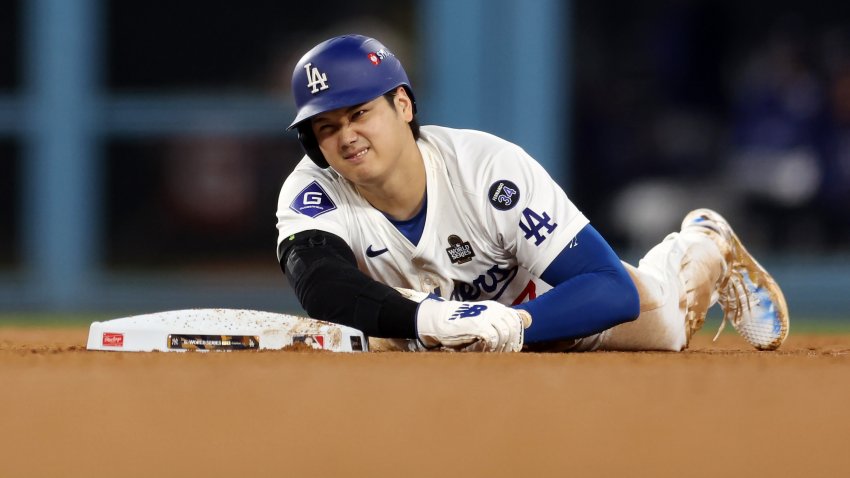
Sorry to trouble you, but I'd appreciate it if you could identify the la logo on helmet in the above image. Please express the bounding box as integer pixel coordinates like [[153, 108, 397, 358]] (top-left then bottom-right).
[[304, 62, 329, 94]]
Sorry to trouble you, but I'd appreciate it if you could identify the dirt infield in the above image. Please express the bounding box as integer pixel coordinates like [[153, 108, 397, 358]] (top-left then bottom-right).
[[1, 326, 848, 478]]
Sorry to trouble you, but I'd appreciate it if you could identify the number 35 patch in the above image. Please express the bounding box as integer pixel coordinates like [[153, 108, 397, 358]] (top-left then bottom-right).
[[519, 207, 558, 245]]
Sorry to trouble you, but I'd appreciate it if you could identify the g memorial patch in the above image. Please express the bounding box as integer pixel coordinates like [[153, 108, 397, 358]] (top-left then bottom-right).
[[290, 181, 337, 218]]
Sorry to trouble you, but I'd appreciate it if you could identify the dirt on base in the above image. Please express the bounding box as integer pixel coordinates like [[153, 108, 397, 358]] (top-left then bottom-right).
[[1, 326, 848, 478]]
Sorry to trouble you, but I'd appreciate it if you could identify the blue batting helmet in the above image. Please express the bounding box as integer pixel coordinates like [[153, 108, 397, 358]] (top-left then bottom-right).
[[288, 34, 416, 168]]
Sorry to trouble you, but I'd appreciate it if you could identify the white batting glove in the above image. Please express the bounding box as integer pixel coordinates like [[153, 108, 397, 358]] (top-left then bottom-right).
[[417, 298, 529, 352], [395, 286, 530, 352], [395, 287, 531, 352], [394, 287, 531, 352]]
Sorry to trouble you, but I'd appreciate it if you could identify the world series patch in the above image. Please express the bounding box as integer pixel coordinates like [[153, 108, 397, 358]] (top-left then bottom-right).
[[290, 180, 337, 218], [488, 180, 520, 210], [445, 235, 475, 264]]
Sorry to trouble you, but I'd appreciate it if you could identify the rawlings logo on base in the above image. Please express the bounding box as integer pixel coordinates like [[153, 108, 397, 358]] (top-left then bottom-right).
[[102, 332, 124, 347]]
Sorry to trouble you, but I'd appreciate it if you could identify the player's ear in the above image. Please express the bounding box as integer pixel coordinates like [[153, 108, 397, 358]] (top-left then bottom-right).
[[394, 87, 414, 120]]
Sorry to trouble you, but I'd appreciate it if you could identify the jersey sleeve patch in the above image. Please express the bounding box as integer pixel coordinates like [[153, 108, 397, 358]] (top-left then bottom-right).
[[487, 180, 520, 210], [289, 180, 337, 218]]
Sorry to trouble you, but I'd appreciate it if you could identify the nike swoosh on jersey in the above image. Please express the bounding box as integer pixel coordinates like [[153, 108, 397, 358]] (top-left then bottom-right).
[[366, 245, 389, 257]]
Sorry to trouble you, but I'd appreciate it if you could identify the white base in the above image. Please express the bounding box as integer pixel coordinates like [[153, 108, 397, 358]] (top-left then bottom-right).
[[86, 309, 368, 352]]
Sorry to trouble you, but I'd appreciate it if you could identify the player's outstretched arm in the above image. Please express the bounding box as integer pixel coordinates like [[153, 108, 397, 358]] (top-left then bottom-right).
[[279, 230, 528, 351], [280, 230, 419, 339], [515, 224, 640, 343]]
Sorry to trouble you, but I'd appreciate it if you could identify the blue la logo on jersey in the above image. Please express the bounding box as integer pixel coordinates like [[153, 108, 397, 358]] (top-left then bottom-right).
[[488, 180, 520, 211], [289, 181, 337, 218], [519, 207, 558, 245]]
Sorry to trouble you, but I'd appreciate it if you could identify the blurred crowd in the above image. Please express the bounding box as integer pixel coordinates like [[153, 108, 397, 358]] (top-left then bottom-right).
[[574, 1, 850, 254]]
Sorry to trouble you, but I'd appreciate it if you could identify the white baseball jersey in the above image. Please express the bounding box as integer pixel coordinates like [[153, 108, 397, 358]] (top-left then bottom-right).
[[276, 125, 589, 306]]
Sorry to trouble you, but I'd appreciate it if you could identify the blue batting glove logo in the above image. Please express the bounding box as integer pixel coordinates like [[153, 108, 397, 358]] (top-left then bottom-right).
[[449, 304, 488, 320]]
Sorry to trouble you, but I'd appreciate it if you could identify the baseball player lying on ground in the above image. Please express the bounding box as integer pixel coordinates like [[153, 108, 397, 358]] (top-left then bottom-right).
[[276, 34, 789, 353]]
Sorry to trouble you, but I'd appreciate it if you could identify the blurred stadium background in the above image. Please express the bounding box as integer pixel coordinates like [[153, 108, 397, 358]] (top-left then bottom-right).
[[0, 0, 848, 323]]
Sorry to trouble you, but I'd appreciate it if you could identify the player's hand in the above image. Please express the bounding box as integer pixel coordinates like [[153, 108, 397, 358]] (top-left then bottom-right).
[[414, 296, 531, 352]]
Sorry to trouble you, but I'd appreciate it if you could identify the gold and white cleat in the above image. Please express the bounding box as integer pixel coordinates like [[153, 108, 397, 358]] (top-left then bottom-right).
[[682, 209, 790, 350]]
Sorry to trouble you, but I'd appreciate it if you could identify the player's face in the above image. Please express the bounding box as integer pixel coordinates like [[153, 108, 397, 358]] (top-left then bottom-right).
[[311, 88, 416, 186]]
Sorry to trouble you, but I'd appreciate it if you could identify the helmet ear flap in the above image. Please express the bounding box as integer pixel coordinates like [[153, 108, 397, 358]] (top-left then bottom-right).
[[296, 124, 329, 169]]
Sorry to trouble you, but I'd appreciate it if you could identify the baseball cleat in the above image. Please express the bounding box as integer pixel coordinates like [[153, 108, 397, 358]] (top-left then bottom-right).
[[681, 208, 790, 350]]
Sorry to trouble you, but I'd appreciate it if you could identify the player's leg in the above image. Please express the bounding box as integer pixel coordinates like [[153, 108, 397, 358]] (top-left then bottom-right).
[[597, 229, 724, 351], [598, 208, 789, 351]]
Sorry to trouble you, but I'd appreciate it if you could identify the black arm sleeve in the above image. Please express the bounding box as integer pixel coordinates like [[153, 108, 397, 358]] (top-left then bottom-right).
[[278, 230, 418, 339]]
